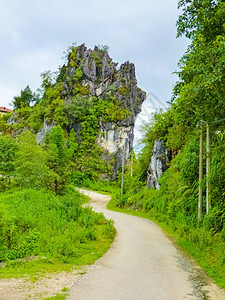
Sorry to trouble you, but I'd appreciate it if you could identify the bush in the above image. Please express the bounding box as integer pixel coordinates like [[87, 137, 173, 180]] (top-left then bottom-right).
[[0, 189, 115, 263]]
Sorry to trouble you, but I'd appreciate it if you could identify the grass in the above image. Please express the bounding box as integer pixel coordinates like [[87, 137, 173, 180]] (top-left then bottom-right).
[[0, 236, 112, 279], [0, 188, 116, 280], [42, 288, 70, 300], [42, 294, 67, 300]]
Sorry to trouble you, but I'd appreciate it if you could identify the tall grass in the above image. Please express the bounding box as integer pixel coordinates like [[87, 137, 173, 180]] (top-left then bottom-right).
[[0, 188, 115, 265]]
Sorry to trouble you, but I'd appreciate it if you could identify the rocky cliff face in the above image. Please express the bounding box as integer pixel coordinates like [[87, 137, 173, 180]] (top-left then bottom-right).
[[62, 44, 146, 179], [147, 140, 170, 190], [5, 44, 145, 180]]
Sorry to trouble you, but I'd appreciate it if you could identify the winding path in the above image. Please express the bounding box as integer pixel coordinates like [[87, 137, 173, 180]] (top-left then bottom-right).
[[68, 189, 225, 300]]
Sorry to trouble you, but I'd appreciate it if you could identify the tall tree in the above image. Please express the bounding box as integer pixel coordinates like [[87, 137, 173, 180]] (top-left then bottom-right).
[[13, 85, 40, 110], [14, 131, 54, 190], [177, 0, 224, 39], [173, 0, 225, 128], [44, 125, 69, 193]]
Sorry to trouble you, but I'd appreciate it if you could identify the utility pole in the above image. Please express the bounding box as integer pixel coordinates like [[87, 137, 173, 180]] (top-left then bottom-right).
[[206, 123, 211, 214], [121, 154, 124, 197], [198, 121, 203, 220], [131, 151, 133, 177]]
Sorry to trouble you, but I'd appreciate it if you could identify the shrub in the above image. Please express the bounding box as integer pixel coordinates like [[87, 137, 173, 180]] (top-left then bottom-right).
[[0, 189, 115, 263]]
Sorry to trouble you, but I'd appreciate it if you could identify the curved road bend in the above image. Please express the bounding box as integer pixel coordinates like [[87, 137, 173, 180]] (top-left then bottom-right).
[[68, 189, 225, 300]]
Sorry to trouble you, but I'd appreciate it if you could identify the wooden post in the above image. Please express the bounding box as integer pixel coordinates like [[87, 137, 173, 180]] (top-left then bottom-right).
[[206, 123, 211, 213], [198, 121, 203, 220]]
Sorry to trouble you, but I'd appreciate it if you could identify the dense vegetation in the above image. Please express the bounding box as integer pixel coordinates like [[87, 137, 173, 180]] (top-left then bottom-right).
[[1, 0, 225, 290], [77, 0, 225, 289], [0, 46, 119, 278], [0, 188, 114, 264], [0, 127, 115, 276], [0, 45, 131, 184]]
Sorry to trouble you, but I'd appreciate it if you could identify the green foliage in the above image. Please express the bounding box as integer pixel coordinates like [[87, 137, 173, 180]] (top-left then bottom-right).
[[2, 43, 136, 184], [166, 123, 191, 151], [173, 36, 225, 127], [138, 110, 174, 179], [26, 103, 45, 133], [14, 131, 54, 190], [67, 129, 78, 161], [0, 135, 17, 175], [0, 135, 17, 190], [43, 82, 68, 126], [64, 95, 93, 122], [177, 0, 224, 40], [0, 113, 12, 134], [43, 294, 67, 300], [40, 70, 57, 89], [68, 45, 78, 67], [44, 125, 70, 193], [98, 44, 109, 52], [13, 85, 40, 110], [79, 177, 119, 194], [73, 66, 83, 82], [0, 189, 115, 264], [118, 86, 127, 96], [90, 51, 102, 67], [177, 135, 199, 184], [173, 1, 225, 129]]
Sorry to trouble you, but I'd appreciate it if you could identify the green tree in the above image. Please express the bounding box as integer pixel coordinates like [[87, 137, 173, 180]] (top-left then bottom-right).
[[64, 94, 93, 123], [173, 0, 225, 129], [67, 129, 79, 173], [45, 125, 69, 193], [12, 85, 40, 110], [14, 131, 54, 190], [177, 0, 224, 40]]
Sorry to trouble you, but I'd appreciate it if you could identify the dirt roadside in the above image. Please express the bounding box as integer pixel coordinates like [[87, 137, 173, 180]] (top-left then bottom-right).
[[0, 269, 83, 300]]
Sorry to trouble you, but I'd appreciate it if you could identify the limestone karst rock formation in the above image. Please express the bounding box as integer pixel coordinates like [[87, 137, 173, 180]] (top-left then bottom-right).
[[62, 44, 146, 179], [147, 139, 171, 189], [9, 43, 145, 180]]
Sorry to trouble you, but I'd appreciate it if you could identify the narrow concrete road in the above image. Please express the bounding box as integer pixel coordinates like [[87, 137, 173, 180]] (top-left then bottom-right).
[[68, 189, 225, 300]]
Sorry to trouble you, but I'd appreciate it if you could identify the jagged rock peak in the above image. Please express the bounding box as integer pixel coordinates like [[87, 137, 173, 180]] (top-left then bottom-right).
[[63, 43, 146, 179], [70, 43, 117, 84], [63, 44, 145, 111]]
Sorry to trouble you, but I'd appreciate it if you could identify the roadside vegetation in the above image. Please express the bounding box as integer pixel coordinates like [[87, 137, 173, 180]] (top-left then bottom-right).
[[0, 127, 116, 278], [1, 0, 225, 294], [77, 0, 225, 290], [0, 46, 117, 281], [0, 188, 115, 278]]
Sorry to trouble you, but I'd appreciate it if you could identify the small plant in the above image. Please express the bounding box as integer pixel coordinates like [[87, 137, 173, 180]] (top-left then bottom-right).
[[118, 86, 127, 96], [42, 293, 67, 300]]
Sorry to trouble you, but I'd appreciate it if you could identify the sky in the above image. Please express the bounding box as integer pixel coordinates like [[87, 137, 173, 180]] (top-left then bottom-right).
[[0, 0, 189, 143]]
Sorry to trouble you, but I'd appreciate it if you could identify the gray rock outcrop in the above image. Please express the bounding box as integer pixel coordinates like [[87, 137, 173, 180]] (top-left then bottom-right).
[[147, 140, 170, 190], [5, 44, 145, 181], [63, 44, 146, 179], [36, 118, 54, 144]]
